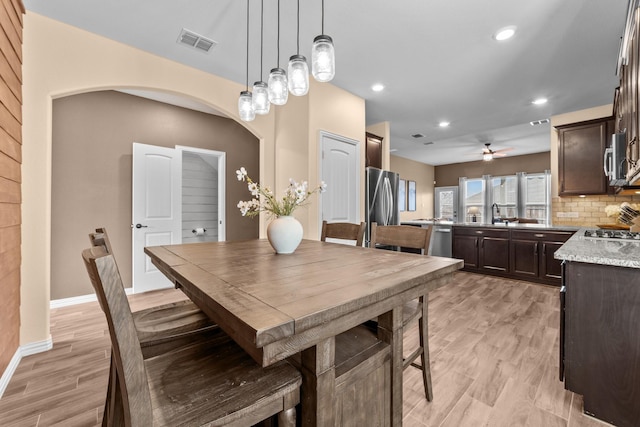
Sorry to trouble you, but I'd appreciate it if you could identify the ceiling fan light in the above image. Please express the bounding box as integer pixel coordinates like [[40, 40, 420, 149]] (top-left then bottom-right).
[[312, 35, 335, 82], [483, 152, 493, 161], [238, 91, 255, 122], [252, 81, 270, 114], [268, 68, 288, 105], [288, 54, 309, 96]]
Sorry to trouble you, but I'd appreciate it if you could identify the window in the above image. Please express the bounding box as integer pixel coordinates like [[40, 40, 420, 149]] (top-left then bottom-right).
[[463, 178, 485, 223], [491, 176, 517, 218], [459, 172, 550, 224], [523, 173, 548, 221]]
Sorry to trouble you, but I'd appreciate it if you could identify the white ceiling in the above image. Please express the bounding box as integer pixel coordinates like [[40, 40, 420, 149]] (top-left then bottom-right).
[[24, 0, 628, 166]]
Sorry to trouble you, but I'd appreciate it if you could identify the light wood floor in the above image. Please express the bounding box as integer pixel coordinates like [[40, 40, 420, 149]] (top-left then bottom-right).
[[0, 272, 612, 426]]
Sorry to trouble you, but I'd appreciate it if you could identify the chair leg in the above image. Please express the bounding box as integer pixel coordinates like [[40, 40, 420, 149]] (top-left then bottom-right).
[[418, 295, 433, 401], [277, 407, 297, 427]]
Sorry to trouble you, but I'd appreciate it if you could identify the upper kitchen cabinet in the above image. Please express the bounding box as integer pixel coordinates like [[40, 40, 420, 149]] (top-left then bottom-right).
[[615, 4, 640, 184], [365, 132, 383, 169], [556, 117, 613, 196]]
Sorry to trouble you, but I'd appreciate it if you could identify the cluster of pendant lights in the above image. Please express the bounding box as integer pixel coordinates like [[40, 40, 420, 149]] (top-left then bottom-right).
[[239, 0, 335, 122]]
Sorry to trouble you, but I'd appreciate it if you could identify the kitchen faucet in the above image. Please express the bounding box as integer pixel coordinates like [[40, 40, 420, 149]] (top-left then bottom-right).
[[491, 203, 501, 224]]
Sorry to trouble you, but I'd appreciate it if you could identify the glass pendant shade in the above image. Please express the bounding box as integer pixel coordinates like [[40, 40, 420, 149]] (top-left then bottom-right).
[[312, 35, 335, 82], [268, 68, 288, 105], [287, 54, 309, 96], [238, 91, 255, 122], [252, 81, 270, 115]]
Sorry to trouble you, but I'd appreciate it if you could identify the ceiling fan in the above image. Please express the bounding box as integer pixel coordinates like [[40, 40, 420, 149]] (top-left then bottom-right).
[[482, 143, 511, 161]]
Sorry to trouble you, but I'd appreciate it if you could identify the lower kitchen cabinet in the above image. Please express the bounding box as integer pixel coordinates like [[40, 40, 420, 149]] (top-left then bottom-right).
[[510, 230, 573, 286], [561, 261, 640, 427], [453, 226, 575, 286], [453, 227, 509, 274]]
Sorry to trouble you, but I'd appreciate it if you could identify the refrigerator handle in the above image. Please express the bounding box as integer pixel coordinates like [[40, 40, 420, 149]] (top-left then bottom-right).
[[384, 177, 393, 225]]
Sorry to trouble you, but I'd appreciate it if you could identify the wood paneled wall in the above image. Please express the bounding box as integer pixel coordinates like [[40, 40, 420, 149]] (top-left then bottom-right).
[[0, 0, 23, 378]]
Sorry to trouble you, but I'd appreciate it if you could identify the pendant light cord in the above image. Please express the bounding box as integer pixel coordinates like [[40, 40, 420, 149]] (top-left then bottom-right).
[[296, 0, 300, 54], [245, 0, 249, 91], [277, 0, 280, 67], [321, 0, 324, 34], [260, 0, 264, 81]]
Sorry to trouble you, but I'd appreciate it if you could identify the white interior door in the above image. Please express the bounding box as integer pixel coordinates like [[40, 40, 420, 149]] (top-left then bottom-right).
[[132, 142, 182, 293], [320, 131, 360, 243], [434, 186, 459, 222]]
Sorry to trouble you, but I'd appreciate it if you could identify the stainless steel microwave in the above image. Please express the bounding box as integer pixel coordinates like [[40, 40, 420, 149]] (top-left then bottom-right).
[[604, 132, 627, 186]]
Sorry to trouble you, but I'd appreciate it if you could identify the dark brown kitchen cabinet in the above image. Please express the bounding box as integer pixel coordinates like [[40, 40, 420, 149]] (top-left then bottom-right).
[[556, 117, 614, 196], [510, 230, 573, 286], [615, 6, 640, 185], [365, 132, 383, 169], [562, 261, 640, 427], [453, 227, 509, 274]]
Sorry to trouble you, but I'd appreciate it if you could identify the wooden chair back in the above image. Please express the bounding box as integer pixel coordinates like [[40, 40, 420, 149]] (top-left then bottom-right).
[[89, 227, 114, 254], [320, 221, 366, 246], [82, 247, 153, 425], [370, 222, 433, 254]]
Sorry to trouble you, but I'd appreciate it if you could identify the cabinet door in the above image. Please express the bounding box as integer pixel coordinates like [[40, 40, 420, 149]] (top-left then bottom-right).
[[510, 239, 539, 278], [557, 118, 611, 195], [479, 237, 509, 272], [540, 241, 565, 283], [452, 235, 479, 270], [365, 132, 383, 169]]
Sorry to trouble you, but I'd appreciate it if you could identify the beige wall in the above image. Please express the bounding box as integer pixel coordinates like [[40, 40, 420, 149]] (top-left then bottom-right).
[[434, 152, 551, 187], [390, 155, 435, 220], [51, 90, 260, 300], [22, 13, 365, 345]]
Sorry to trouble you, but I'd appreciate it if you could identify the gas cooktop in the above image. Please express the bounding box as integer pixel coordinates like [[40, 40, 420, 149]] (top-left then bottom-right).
[[584, 229, 640, 240]]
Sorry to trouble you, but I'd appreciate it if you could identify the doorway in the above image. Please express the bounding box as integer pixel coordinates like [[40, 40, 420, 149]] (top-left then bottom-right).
[[434, 186, 459, 222], [319, 131, 360, 242], [132, 143, 226, 293]]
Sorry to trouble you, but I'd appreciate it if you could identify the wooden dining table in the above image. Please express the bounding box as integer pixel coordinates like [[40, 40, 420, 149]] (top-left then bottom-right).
[[145, 239, 463, 426]]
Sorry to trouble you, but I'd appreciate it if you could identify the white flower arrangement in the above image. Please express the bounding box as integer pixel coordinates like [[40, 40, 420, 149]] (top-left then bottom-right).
[[236, 167, 326, 218]]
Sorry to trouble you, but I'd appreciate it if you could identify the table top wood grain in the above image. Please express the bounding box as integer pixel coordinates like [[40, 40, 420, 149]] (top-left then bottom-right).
[[145, 239, 463, 366]]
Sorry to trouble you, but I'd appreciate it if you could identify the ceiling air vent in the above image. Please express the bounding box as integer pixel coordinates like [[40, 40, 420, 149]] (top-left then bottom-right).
[[530, 118, 550, 126], [178, 28, 217, 53], [411, 133, 425, 139]]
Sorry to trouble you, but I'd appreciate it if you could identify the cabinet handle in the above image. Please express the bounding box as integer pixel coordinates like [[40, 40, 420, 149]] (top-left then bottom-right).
[[542, 243, 546, 256], [534, 234, 545, 238], [534, 244, 538, 255], [475, 238, 478, 248]]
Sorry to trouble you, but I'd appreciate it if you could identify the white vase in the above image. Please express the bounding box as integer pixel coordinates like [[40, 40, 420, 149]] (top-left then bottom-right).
[[267, 216, 303, 254]]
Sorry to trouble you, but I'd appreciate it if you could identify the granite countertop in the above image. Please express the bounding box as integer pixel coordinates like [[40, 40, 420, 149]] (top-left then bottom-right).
[[555, 228, 640, 269], [453, 222, 580, 232]]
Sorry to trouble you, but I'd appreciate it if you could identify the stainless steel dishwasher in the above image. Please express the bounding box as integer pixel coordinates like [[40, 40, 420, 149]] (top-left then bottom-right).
[[429, 223, 452, 257], [401, 221, 453, 257]]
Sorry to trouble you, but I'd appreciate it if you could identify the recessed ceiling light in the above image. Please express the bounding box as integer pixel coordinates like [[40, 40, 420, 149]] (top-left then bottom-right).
[[372, 83, 385, 92], [494, 26, 516, 41], [532, 98, 548, 105], [439, 121, 450, 128]]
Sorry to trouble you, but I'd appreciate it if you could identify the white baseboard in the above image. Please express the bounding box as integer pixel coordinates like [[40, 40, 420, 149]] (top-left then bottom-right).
[[50, 288, 134, 309], [0, 337, 53, 399]]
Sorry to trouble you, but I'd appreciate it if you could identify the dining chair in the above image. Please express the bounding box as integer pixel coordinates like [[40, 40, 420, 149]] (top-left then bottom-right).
[[89, 227, 216, 355], [89, 227, 217, 426], [320, 220, 366, 246], [82, 246, 301, 427], [370, 222, 434, 401]]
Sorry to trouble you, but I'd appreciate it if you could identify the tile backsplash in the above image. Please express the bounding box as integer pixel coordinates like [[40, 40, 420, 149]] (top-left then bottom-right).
[[552, 195, 640, 227]]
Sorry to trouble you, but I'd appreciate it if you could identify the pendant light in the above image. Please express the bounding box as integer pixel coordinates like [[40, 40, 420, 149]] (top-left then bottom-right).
[[288, 0, 309, 96], [311, 0, 335, 82], [268, 0, 288, 105], [238, 0, 255, 122], [252, 0, 270, 114]]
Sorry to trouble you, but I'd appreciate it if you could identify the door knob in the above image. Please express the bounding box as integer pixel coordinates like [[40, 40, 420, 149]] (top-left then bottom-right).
[[134, 224, 148, 229]]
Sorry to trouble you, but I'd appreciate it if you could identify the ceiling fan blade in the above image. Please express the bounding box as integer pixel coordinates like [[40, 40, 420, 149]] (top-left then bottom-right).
[[493, 147, 514, 154]]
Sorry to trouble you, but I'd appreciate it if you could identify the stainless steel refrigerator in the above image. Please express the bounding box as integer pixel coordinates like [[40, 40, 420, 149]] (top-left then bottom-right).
[[365, 167, 400, 246]]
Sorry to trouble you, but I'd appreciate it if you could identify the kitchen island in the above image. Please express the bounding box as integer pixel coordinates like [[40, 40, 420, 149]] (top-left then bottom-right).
[[555, 229, 640, 427]]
